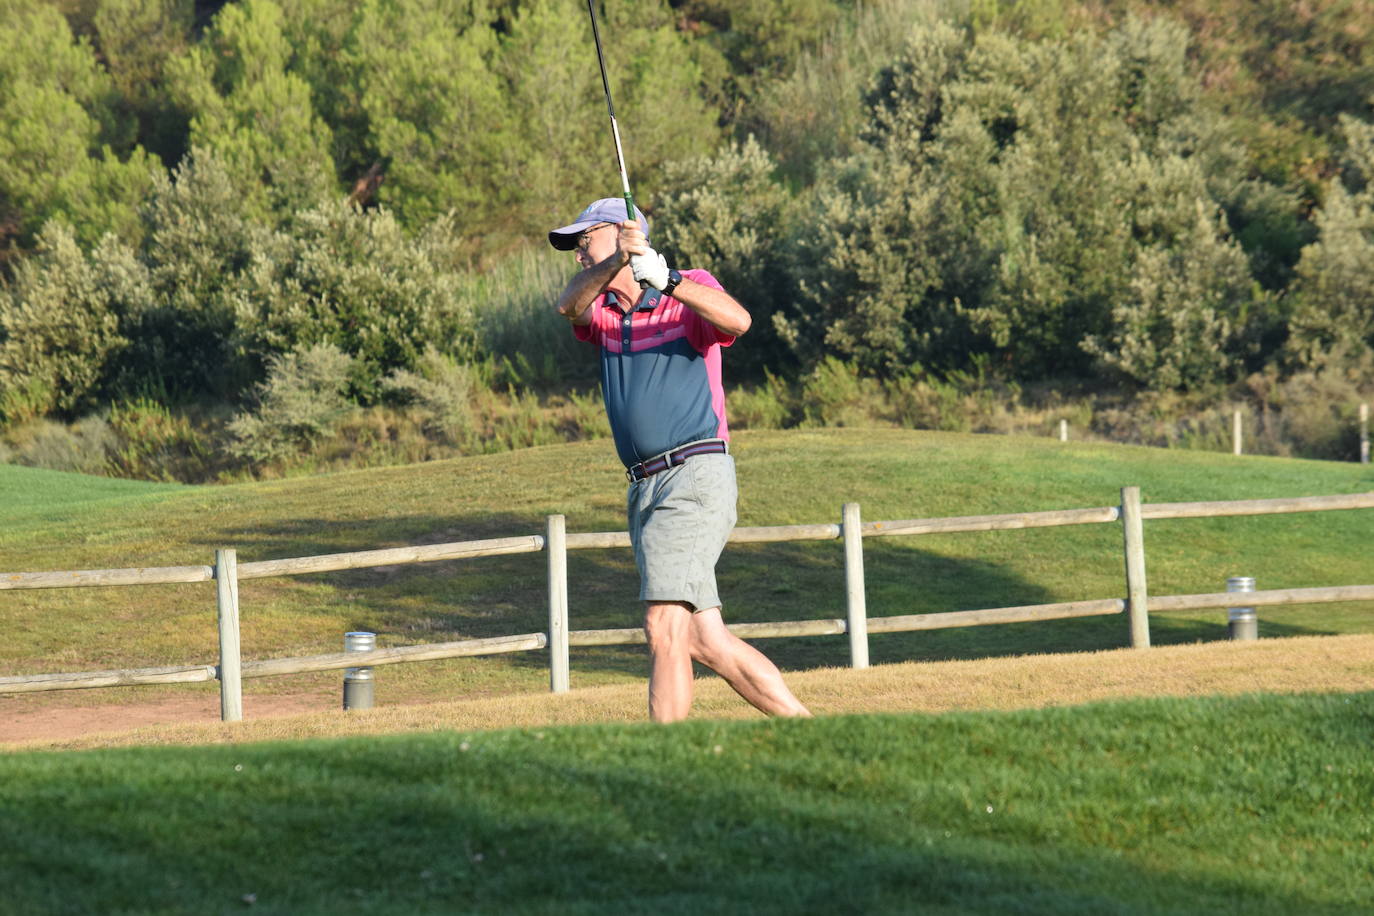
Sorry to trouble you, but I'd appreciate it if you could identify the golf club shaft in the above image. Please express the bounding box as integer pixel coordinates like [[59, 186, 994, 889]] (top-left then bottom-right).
[[585, 0, 635, 223]]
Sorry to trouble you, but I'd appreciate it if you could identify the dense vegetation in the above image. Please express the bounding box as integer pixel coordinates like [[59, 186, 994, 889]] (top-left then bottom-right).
[[2, 0, 1373, 479]]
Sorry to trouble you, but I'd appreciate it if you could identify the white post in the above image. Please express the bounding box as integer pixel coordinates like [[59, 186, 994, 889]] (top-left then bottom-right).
[[1232, 408, 1243, 456], [1120, 487, 1150, 649], [214, 548, 243, 722], [1059, 419, 1068, 442], [842, 502, 869, 669], [547, 515, 570, 693], [1361, 403, 1369, 465]]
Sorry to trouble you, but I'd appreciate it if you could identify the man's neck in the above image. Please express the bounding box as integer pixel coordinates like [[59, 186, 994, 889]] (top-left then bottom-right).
[[606, 268, 644, 309]]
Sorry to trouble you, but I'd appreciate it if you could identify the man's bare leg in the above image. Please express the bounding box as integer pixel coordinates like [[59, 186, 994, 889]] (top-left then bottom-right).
[[687, 607, 811, 718], [644, 602, 696, 722]]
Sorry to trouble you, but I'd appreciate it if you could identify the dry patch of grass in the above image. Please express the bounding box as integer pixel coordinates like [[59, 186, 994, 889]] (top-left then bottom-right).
[[10, 633, 1373, 753]]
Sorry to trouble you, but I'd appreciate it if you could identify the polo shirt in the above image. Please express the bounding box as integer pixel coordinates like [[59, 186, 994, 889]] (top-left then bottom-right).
[[573, 269, 734, 469]]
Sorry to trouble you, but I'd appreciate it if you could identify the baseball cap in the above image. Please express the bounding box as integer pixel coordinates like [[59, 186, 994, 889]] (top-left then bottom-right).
[[548, 198, 649, 250]]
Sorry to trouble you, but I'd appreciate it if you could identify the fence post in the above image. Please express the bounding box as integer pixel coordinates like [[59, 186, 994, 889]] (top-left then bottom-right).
[[1120, 487, 1150, 648], [1361, 403, 1369, 465], [1059, 419, 1068, 442], [214, 548, 243, 722], [842, 502, 870, 669], [1232, 408, 1243, 456], [547, 514, 570, 693]]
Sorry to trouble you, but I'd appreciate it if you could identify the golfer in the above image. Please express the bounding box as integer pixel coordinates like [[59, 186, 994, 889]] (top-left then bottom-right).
[[549, 198, 812, 723]]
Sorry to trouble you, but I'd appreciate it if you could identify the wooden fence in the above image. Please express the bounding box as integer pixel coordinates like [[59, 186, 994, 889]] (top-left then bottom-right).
[[3, 487, 1373, 722]]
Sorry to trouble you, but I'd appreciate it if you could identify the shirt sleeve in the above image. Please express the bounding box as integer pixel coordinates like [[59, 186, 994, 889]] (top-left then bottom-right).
[[681, 269, 736, 351]]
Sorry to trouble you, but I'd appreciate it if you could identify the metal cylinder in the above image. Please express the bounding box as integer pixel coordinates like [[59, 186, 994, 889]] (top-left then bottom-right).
[[343, 631, 376, 710], [1226, 577, 1257, 642]]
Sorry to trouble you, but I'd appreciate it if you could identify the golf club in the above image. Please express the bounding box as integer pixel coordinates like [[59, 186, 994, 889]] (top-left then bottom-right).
[[585, 0, 636, 225]]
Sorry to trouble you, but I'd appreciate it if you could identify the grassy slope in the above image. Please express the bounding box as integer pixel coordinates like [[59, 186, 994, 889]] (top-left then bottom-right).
[[0, 690, 1370, 915], [3, 428, 1373, 710]]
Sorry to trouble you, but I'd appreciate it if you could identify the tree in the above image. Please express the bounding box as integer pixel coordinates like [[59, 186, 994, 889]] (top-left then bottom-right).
[[0, 0, 158, 253], [1287, 113, 1374, 367], [167, 0, 337, 221], [91, 0, 197, 166], [778, 17, 1266, 387], [654, 137, 797, 376]]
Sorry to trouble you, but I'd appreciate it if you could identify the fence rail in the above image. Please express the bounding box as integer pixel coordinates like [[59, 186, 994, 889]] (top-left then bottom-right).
[[3, 488, 1371, 719]]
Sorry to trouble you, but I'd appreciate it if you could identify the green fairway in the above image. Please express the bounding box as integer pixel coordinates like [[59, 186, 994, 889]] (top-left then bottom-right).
[[3, 429, 1373, 705], [0, 463, 182, 520], [1, 692, 1370, 914]]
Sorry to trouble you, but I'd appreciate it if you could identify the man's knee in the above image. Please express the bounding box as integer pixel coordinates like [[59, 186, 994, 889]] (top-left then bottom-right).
[[643, 602, 693, 649], [686, 607, 736, 668]]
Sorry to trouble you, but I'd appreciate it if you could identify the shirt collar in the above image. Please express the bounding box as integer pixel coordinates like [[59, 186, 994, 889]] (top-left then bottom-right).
[[606, 288, 663, 314]]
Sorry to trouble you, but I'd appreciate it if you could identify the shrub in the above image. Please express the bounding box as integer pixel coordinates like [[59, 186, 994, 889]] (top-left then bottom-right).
[[779, 17, 1271, 386], [1286, 114, 1374, 371], [654, 137, 798, 377], [886, 362, 1022, 433], [726, 371, 796, 430], [124, 149, 263, 402], [0, 223, 150, 422], [230, 199, 478, 402], [0, 416, 119, 476], [471, 246, 594, 391], [228, 343, 355, 465], [799, 356, 888, 427], [106, 398, 215, 482], [382, 349, 480, 447], [1082, 203, 1262, 391]]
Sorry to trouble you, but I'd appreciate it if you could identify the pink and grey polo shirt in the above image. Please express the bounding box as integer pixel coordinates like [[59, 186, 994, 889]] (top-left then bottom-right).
[[574, 269, 734, 469]]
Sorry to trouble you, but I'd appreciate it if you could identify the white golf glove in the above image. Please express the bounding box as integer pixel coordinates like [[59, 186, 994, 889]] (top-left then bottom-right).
[[630, 249, 670, 291]]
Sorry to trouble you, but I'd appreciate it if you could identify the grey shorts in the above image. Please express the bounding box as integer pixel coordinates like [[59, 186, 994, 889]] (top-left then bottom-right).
[[626, 453, 738, 612]]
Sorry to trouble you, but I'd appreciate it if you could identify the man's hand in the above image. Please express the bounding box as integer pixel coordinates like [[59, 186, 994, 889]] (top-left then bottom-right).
[[630, 249, 670, 290]]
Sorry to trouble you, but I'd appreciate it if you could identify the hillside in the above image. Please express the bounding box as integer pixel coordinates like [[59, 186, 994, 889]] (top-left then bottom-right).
[[3, 428, 1373, 740]]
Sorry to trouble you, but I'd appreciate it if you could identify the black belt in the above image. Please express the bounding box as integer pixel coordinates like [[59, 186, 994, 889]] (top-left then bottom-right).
[[626, 439, 728, 482]]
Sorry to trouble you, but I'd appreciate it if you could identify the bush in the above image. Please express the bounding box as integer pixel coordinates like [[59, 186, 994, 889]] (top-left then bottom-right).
[[106, 398, 216, 481], [1286, 114, 1374, 370], [231, 199, 478, 402], [778, 17, 1270, 386], [726, 371, 796, 430], [0, 416, 119, 476], [122, 149, 264, 402], [471, 246, 595, 391], [799, 356, 888, 427], [228, 343, 356, 465], [655, 137, 798, 376], [383, 349, 480, 447], [0, 223, 150, 421], [886, 361, 1022, 433]]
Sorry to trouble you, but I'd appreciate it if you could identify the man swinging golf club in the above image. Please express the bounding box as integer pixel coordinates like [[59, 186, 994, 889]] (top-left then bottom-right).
[[548, 201, 811, 723]]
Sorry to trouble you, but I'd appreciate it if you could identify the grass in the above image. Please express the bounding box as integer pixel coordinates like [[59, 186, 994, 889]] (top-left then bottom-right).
[[1, 689, 1371, 914], [3, 428, 1374, 715]]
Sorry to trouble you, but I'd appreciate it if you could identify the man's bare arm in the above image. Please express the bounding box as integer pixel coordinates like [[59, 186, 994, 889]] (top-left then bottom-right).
[[555, 256, 620, 325], [672, 278, 752, 338]]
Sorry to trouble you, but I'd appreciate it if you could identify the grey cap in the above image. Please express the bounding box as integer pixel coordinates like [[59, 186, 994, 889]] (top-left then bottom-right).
[[548, 198, 649, 250]]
